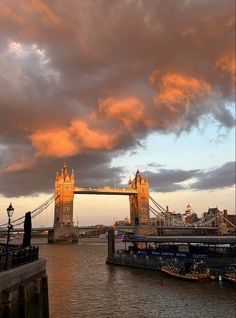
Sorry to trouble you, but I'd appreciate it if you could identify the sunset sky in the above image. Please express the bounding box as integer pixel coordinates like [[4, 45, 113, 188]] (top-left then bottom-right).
[[0, 0, 235, 226]]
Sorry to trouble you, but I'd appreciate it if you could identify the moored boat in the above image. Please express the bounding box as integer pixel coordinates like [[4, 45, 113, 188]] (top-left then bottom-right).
[[160, 259, 211, 282], [223, 274, 236, 283], [223, 264, 236, 283]]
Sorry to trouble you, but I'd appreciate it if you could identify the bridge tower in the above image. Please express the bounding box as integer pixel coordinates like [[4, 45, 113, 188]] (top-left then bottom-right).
[[54, 163, 75, 228], [129, 170, 150, 226]]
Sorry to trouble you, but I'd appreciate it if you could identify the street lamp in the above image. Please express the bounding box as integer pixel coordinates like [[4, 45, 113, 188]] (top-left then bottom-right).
[[6, 203, 14, 269]]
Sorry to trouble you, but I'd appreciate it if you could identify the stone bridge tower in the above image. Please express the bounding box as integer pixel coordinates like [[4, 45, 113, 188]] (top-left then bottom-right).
[[129, 170, 150, 226], [54, 163, 75, 228]]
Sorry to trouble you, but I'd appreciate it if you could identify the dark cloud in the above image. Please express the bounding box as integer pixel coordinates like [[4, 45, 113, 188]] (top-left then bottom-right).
[[0, 152, 124, 197], [0, 0, 235, 197], [142, 161, 235, 192], [144, 169, 200, 192], [212, 106, 235, 128], [191, 161, 235, 190]]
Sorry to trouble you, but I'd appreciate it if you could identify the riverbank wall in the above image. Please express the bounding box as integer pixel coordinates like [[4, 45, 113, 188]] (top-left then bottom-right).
[[0, 259, 49, 318]]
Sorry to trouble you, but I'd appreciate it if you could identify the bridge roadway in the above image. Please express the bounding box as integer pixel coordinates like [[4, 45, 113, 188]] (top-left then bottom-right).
[[0, 225, 101, 233], [0, 225, 222, 234], [74, 186, 137, 195], [156, 226, 218, 230], [115, 225, 219, 232]]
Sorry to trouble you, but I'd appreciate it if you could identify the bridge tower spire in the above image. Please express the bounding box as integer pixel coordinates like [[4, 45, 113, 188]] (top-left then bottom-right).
[[129, 170, 150, 226], [54, 164, 75, 228]]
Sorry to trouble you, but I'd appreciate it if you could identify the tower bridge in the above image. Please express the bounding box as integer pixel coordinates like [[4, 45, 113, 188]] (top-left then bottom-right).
[[51, 163, 149, 242]]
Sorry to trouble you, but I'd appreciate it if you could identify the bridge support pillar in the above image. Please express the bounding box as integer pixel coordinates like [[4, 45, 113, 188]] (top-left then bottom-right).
[[48, 227, 79, 244]]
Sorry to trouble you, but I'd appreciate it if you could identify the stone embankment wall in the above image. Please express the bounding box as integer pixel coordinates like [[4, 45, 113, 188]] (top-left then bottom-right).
[[0, 259, 49, 318]]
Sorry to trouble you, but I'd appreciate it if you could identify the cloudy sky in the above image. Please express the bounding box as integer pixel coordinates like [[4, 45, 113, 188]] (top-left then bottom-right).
[[0, 0, 235, 226]]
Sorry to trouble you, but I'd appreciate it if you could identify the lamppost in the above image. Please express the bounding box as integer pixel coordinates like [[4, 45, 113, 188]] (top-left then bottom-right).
[[6, 203, 14, 269]]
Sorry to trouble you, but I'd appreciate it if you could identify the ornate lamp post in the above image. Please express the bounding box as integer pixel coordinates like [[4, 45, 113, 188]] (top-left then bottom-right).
[[6, 203, 14, 269]]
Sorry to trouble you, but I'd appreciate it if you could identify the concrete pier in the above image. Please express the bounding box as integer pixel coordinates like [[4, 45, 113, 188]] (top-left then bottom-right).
[[48, 227, 79, 243], [0, 259, 49, 318]]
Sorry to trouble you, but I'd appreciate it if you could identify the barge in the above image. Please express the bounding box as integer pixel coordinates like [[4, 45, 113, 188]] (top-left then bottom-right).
[[160, 259, 211, 281], [106, 229, 236, 281]]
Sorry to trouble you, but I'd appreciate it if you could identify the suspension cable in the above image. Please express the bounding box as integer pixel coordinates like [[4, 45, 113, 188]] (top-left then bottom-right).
[[223, 216, 236, 228], [0, 194, 58, 229], [149, 195, 167, 213], [149, 205, 165, 220]]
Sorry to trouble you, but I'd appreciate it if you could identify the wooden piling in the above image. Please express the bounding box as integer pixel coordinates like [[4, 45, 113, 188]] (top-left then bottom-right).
[[107, 228, 115, 261]]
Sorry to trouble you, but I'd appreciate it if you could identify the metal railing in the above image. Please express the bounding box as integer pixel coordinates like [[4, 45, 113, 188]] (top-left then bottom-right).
[[0, 245, 39, 271]]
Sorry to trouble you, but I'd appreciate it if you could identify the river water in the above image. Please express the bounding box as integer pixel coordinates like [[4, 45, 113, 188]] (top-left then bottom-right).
[[38, 239, 236, 318]]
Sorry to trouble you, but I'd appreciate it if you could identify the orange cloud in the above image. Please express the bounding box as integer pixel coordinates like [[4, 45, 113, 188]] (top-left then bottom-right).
[[98, 97, 145, 130], [29, 130, 78, 157], [215, 53, 236, 82], [2, 160, 35, 173], [181, 14, 235, 46], [0, 2, 23, 24], [70, 120, 118, 150], [24, 0, 62, 28], [148, 71, 212, 128], [29, 119, 119, 157], [151, 72, 212, 111]]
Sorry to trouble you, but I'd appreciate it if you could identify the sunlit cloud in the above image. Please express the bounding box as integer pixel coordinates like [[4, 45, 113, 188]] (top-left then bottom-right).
[[98, 97, 145, 130], [6, 40, 59, 82], [70, 120, 118, 150], [29, 129, 78, 157], [29, 120, 119, 157], [23, 0, 62, 28], [8, 41, 24, 55]]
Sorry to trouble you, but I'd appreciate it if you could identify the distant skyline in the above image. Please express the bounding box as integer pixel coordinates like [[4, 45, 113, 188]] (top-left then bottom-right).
[[0, 0, 235, 226]]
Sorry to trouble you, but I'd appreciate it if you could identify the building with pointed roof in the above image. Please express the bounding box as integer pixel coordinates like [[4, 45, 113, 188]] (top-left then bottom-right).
[[54, 163, 75, 228], [129, 169, 150, 225]]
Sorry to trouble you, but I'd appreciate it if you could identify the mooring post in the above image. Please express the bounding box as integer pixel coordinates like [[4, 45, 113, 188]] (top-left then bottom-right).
[[42, 274, 49, 318], [108, 227, 115, 260]]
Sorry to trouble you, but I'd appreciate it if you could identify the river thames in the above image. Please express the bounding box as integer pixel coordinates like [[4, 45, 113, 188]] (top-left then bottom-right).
[[38, 239, 235, 318]]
